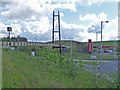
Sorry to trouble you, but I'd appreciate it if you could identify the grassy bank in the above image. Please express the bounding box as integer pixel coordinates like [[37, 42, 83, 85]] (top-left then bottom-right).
[[2, 47, 118, 88]]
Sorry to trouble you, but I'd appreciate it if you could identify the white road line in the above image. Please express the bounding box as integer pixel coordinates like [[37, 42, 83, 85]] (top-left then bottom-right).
[[113, 62, 118, 71]]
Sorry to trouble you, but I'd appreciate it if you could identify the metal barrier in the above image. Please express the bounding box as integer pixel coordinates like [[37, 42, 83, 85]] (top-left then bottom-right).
[[0, 41, 63, 47]]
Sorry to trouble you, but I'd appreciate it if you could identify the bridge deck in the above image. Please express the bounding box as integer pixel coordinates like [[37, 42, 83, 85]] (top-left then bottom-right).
[[1, 42, 66, 48]]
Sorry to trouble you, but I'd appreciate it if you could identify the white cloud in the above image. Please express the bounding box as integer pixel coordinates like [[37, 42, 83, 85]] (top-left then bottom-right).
[[0, 23, 8, 38], [60, 12, 64, 17], [103, 16, 118, 40], [10, 23, 22, 36], [80, 12, 110, 40], [45, 0, 104, 6], [60, 19, 86, 41], [0, 22, 22, 37], [79, 13, 118, 41], [61, 19, 86, 30], [87, 23, 100, 33], [77, 0, 104, 6], [0, 0, 52, 41], [1, 0, 14, 1], [47, 0, 106, 12], [21, 17, 50, 35], [1, 0, 50, 20], [1, 0, 77, 22], [0, 22, 6, 31], [80, 14, 99, 22], [86, 16, 118, 41], [0, 0, 118, 42], [0, 16, 51, 39], [113, 0, 120, 2], [79, 12, 108, 22], [48, 2, 77, 12]]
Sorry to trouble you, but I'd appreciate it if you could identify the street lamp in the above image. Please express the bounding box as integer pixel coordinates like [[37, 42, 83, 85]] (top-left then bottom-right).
[[34, 37, 37, 46], [69, 38, 73, 60], [17, 35, 21, 51], [100, 21, 109, 65], [96, 31, 98, 54], [113, 37, 117, 59]]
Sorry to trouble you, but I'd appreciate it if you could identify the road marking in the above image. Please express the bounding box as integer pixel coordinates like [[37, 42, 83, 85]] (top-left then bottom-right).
[[113, 62, 118, 71]]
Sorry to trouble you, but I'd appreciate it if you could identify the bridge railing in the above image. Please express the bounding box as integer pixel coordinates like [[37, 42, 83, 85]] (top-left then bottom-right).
[[0, 41, 61, 47]]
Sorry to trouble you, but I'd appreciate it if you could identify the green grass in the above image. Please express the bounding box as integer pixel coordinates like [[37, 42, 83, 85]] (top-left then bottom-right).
[[2, 47, 119, 88], [83, 61, 100, 65], [62, 51, 118, 60]]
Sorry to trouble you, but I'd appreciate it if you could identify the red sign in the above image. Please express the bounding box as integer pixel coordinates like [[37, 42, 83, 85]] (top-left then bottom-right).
[[88, 39, 92, 53]]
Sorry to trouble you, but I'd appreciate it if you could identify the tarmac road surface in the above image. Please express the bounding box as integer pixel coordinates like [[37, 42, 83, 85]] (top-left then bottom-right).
[[82, 60, 119, 74]]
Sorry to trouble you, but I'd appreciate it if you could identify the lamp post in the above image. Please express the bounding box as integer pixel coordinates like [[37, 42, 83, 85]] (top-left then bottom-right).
[[17, 35, 21, 51], [69, 38, 73, 60], [34, 37, 37, 46], [100, 21, 109, 65], [96, 31, 101, 64], [113, 37, 117, 59]]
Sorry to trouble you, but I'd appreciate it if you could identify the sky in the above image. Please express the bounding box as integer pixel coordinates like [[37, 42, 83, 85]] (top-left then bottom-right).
[[0, 0, 119, 42]]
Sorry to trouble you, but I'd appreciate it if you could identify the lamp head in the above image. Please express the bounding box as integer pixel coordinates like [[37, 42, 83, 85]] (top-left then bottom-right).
[[101, 21, 109, 23], [105, 21, 109, 23]]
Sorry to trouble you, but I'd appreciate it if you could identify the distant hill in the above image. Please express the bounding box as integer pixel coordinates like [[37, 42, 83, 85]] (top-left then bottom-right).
[[46, 40, 119, 46]]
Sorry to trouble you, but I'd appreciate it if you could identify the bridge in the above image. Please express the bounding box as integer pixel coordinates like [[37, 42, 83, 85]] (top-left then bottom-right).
[[0, 41, 67, 48]]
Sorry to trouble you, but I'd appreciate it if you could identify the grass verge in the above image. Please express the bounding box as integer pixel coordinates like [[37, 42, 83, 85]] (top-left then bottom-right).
[[2, 47, 119, 88]]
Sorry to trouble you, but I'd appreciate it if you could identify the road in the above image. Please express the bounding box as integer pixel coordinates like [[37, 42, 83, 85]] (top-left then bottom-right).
[[82, 60, 118, 74], [73, 59, 119, 74]]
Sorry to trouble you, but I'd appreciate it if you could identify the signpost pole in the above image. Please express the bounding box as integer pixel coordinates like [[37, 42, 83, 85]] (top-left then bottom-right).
[[7, 27, 12, 47]]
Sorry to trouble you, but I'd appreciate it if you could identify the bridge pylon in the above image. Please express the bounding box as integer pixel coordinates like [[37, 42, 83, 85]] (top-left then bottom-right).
[[52, 10, 61, 54]]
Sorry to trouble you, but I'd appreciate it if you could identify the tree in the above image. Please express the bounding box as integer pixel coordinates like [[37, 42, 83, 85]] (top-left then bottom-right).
[[1, 36, 28, 42]]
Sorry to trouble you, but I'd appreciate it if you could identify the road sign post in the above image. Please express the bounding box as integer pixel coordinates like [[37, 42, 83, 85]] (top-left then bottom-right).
[[7, 27, 12, 46]]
